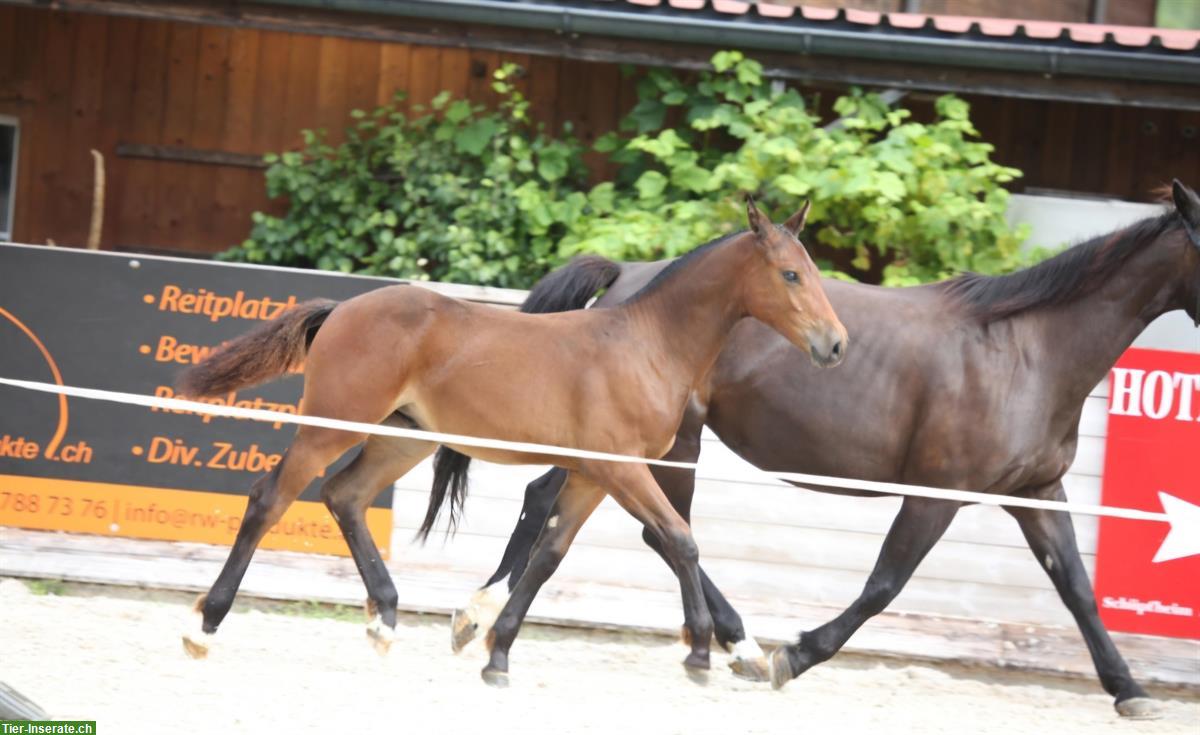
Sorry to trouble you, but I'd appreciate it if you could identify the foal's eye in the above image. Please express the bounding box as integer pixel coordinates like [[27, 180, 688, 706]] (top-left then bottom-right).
[[782, 270, 799, 283]]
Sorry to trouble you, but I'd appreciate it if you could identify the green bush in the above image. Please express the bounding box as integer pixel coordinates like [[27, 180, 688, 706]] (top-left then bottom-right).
[[223, 52, 1030, 288], [220, 66, 588, 288], [562, 51, 1030, 285]]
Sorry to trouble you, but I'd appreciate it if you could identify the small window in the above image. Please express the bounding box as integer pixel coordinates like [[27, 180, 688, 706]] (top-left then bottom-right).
[[0, 116, 17, 242]]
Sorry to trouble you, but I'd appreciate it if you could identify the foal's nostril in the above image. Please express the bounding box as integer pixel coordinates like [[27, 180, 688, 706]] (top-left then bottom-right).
[[831, 341, 843, 360]]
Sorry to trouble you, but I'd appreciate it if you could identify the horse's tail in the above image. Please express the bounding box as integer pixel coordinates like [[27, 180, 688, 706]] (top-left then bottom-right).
[[176, 299, 337, 398], [419, 255, 624, 542], [517, 254, 623, 315]]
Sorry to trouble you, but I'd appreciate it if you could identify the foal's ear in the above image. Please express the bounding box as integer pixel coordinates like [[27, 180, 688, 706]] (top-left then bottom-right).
[[745, 194, 771, 237], [782, 200, 811, 237]]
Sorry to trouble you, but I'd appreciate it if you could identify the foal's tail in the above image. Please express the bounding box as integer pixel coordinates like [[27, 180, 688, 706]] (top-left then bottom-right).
[[419, 255, 624, 542], [176, 299, 337, 398]]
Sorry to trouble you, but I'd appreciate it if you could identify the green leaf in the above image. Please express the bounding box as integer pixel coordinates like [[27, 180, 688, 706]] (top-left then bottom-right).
[[445, 100, 473, 123], [635, 170, 668, 200], [627, 99, 667, 134], [537, 147, 570, 182], [454, 117, 502, 156]]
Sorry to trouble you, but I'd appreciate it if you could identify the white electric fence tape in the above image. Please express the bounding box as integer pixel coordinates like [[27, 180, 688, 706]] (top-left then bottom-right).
[[1, 375, 1196, 563]]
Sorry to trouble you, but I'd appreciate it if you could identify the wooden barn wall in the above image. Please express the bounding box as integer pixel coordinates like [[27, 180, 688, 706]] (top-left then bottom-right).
[[1, 5, 1197, 257], [0, 6, 637, 254]]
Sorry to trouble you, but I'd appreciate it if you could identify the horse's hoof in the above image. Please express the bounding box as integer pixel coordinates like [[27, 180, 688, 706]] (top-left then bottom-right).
[[1115, 697, 1162, 720], [683, 651, 711, 685], [481, 666, 510, 688], [181, 631, 210, 660], [366, 614, 395, 656], [682, 650, 710, 685], [450, 608, 479, 654], [769, 647, 793, 690], [729, 656, 771, 682], [684, 665, 710, 685]]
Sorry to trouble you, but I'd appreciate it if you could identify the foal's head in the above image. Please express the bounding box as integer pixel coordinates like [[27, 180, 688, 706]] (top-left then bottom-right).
[[1170, 180, 1200, 326], [739, 197, 847, 367]]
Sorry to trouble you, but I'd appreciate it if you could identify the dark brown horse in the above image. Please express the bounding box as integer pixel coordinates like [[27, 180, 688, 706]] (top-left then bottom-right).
[[443, 181, 1200, 715], [175, 199, 846, 683]]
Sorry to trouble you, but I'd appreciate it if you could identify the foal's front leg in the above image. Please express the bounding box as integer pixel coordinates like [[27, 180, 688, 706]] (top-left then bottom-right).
[[594, 462, 716, 677], [482, 471, 604, 686], [482, 463, 715, 684], [645, 454, 769, 681]]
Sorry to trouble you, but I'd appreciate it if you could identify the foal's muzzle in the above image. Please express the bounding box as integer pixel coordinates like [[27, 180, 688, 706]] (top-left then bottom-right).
[[809, 328, 846, 368]]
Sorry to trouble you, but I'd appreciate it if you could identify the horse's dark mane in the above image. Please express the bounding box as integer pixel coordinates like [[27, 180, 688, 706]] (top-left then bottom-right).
[[941, 210, 1178, 323], [623, 231, 744, 304]]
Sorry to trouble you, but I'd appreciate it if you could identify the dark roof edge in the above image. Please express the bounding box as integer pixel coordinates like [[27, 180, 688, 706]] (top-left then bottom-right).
[[256, 0, 1200, 86]]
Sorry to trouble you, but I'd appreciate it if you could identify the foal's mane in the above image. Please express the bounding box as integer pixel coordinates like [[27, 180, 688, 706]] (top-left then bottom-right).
[[941, 210, 1178, 323], [622, 230, 744, 304]]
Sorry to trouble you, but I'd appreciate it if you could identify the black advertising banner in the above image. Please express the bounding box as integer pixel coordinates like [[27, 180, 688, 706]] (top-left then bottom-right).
[[0, 244, 402, 556]]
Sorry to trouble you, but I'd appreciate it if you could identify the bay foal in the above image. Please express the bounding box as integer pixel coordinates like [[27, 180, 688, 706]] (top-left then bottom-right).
[[177, 199, 846, 682]]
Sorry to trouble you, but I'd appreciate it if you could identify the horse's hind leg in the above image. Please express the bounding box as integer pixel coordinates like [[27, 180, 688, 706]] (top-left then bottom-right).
[[450, 467, 567, 653], [182, 425, 365, 658], [482, 472, 604, 686], [321, 432, 434, 655], [771, 496, 960, 689], [1006, 483, 1157, 719]]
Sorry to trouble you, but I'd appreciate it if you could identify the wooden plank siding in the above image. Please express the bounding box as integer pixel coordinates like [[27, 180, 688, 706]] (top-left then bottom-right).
[[2, 5, 1198, 257], [0, 6, 638, 254]]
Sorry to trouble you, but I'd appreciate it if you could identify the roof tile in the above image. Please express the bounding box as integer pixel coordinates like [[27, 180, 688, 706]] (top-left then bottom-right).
[[616, 1, 1200, 53], [711, 0, 751, 14]]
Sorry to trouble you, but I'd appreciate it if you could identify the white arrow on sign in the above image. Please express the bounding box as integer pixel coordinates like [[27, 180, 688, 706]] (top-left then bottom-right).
[[1, 375, 1199, 563], [1153, 492, 1200, 563]]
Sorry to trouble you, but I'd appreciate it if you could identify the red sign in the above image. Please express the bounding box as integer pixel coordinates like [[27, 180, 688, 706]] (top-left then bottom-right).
[[1094, 348, 1200, 640]]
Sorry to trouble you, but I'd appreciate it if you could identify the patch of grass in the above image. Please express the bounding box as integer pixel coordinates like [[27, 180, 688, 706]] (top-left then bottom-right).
[[25, 579, 67, 596]]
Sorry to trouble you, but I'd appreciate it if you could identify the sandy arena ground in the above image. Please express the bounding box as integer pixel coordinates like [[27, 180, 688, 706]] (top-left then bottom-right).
[[1, 578, 1196, 735]]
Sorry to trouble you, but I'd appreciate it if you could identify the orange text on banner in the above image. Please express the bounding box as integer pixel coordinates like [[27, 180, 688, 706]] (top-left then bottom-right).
[[0, 474, 391, 558]]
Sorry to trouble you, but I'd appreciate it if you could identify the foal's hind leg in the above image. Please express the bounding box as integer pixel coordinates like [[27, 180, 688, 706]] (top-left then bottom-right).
[[483, 472, 605, 686], [771, 496, 960, 688], [450, 467, 567, 653], [183, 425, 365, 658], [1006, 483, 1158, 719], [321, 432, 434, 655]]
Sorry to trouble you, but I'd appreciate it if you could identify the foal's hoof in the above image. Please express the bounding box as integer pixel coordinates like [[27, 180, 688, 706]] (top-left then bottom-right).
[[726, 638, 771, 682], [481, 666, 510, 688], [769, 647, 794, 690], [365, 615, 395, 656], [1116, 697, 1162, 720], [181, 603, 212, 660], [181, 631, 212, 660], [451, 608, 480, 654], [729, 656, 771, 682]]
